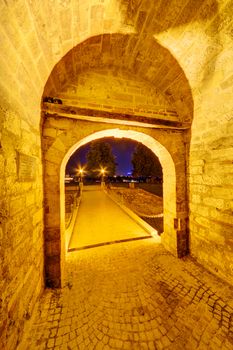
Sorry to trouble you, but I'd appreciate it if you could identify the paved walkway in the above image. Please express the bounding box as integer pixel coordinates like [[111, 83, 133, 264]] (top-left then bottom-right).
[[19, 237, 233, 350], [69, 186, 151, 250]]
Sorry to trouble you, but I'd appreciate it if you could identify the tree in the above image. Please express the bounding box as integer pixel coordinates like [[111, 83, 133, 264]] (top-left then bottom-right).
[[86, 141, 117, 177], [131, 143, 162, 177]]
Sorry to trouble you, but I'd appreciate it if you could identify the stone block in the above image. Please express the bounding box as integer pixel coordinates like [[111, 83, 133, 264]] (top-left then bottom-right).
[[9, 197, 25, 216], [48, 118, 72, 130], [211, 147, 233, 161], [45, 240, 61, 257], [212, 187, 233, 200], [43, 128, 57, 138], [26, 192, 35, 207], [0, 155, 5, 177], [44, 212, 60, 228], [33, 208, 43, 226], [203, 197, 225, 209], [45, 256, 61, 288], [45, 227, 61, 241], [3, 110, 21, 136], [192, 194, 201, 204], [189, 165, 203, 175], [210, 208, 233, 225], [53, 139, 66, 153]]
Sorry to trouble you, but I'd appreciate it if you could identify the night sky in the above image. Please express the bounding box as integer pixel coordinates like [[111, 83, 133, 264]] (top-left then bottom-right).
[[66, 138, 139, 176]]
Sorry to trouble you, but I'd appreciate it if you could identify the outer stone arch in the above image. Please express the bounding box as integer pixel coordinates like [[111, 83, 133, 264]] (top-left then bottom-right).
[[43, 120, 188, 287]]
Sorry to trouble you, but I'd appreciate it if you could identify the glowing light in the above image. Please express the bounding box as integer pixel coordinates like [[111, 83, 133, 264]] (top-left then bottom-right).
[[77, 165, 86, 181], [100, 166, 107, 181]]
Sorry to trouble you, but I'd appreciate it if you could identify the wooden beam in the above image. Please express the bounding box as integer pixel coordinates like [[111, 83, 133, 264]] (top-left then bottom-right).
[[42, 103, 190, 129]]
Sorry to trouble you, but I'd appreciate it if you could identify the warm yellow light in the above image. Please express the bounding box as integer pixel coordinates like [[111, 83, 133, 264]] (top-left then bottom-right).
[[77, 166, 86, 179], [100, 167, 107, 179]]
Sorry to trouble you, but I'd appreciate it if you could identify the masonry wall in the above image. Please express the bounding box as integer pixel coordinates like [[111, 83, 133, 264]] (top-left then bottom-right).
[[0, 106, 44, 349], [0, 0, 233, 348], [188, 2, 233, 282], [0, 4, 45, 349], [56, 70, 179, 122], [42, 117, 188, 287], [152, 0, 233, 284]]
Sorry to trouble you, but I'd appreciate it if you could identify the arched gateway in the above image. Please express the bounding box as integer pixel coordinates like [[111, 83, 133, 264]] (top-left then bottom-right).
[[43, 122, 188, 287]]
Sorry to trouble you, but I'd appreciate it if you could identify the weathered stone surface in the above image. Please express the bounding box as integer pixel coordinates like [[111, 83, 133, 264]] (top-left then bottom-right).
[[0, 0, 233, 348], [18, 239, 233, 350], [43, 117, 188, 285]]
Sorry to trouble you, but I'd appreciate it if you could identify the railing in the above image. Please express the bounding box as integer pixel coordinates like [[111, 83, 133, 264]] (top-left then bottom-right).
[[105, 185, 164, 234], [65, 185, 81, 228]]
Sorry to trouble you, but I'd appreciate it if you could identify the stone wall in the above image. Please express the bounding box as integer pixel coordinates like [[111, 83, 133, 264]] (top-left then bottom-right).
[[0, 0, 233, 348], [0, 107, 44, 349], [0, 4, 47, 348], [44, 33, 193, 126], [188, 3, 233, 282], [152, 0, 233, 284], [42, 116, 188, 287], [56, 69, 178, 122]]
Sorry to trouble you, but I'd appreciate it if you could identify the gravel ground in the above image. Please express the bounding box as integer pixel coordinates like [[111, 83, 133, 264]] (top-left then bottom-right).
[[109, 187, 163, 217]]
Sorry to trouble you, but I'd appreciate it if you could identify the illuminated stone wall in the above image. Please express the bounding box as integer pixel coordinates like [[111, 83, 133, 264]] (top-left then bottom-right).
[[56, 70, 178, 122], [44, 33, 193, 126], [0, 0, 233, 348], [155, 0, 233, 280], [0, 96, 44, 348], [0, 4, 45, 347], [188, 4, 233, 281], [42, 117, 188, 287]]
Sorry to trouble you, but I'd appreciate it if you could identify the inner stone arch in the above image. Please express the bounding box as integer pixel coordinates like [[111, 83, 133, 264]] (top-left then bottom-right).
[[60, 129, 176, 249], [43, 120, 188, 287]]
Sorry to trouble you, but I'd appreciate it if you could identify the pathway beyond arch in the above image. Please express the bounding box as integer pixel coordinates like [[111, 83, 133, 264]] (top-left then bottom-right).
[[68, 185, 153, 251]]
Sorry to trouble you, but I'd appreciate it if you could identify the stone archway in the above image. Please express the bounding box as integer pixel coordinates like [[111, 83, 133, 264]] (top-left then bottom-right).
[[43, 120, 188, 287], [41, 32, 192, 287]]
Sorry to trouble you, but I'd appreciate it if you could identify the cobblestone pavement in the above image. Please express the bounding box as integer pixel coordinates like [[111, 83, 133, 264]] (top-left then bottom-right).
[[18, 238, 233, 350]]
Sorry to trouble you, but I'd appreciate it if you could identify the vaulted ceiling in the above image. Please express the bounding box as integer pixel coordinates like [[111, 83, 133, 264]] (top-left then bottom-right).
[[1, 0, 224, 128], [43, 33, 193, 127]]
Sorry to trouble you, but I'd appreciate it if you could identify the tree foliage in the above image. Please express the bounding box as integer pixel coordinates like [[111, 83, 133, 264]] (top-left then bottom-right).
[[86, 141, 117, 177], [131, 143, 162, 177]]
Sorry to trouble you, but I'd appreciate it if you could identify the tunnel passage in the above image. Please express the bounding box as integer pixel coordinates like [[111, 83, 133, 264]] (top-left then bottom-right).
[[2, 1, 233, 349], [42, 33, 192, 288], [43, 125, 188, 287]]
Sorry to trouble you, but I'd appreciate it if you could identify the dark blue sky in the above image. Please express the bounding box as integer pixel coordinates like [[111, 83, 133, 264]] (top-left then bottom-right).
[[66, 138, 139, 176]]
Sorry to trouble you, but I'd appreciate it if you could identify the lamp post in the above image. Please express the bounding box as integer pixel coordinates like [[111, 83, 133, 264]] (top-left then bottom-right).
[[79, 168, 83, 182], [100, 167, 106, 187], [78, 167, 84, 193]]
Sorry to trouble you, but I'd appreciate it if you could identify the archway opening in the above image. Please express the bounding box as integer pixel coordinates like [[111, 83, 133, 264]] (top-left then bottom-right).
[[58, 128, 177, 284], [64, 136, 164, 251], [42, 32, 192, 287]]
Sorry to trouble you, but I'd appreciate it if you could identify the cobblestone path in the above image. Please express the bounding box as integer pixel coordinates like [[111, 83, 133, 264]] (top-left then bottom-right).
[[18, 239, 233, 350]]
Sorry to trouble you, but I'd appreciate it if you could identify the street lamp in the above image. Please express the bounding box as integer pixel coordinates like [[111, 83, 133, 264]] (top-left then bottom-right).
[[100, 167, 107, 187], [77, 166, 85, 192], [100, 167, 105, 181], [79, 168, 84, 182]]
